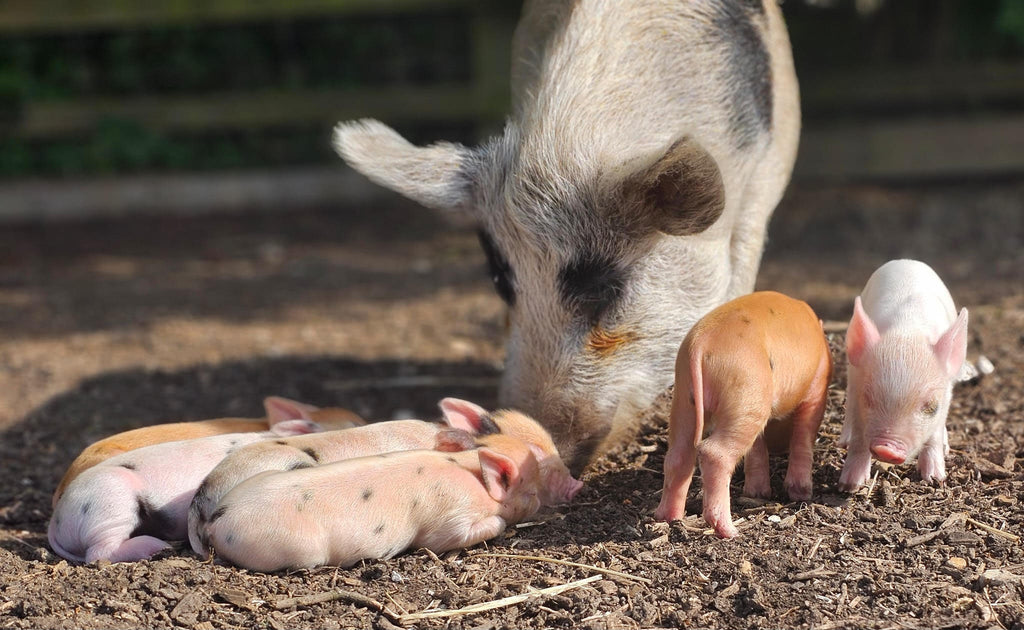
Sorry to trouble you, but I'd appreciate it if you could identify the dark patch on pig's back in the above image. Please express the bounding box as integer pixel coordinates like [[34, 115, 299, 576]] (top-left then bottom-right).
[[708, 0, 772, 149]]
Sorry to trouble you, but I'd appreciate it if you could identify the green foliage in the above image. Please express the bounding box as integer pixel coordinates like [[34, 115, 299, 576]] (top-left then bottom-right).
[[997, 0, 1024, 46]]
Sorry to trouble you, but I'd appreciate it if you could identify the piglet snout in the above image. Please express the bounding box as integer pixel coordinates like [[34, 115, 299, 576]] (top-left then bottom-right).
[[563, 477, 585, 502], [870, 439, 908, 465]]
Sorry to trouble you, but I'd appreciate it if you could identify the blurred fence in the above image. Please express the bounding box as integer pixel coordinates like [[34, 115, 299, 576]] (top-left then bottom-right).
[[0, 0, 1021, 221]]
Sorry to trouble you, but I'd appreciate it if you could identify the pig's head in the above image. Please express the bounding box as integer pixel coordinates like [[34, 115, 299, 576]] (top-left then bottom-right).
[[438, 397, 583, 505], [476, 436, 542, 524], [335, 120, 726, 474], [847, 297, 969, 464]]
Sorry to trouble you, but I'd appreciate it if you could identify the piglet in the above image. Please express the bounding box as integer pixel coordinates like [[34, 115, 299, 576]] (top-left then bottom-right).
[[655, 291, 832, 538], [187, 398, 581, 556], [838, 259, 968, 491], [199, 434, 542, 572], [48, 419, 322, 564], [53, 396, 364, 507]]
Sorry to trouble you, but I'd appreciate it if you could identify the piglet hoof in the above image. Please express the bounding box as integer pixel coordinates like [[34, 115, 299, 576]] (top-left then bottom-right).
[[917, 455, 947, 486], [742, 479, 771, 500], [784, 478, 813, 502], [654, 501, 684, 524], [711, 519, 739, 539], [703, 507, 738, 539]]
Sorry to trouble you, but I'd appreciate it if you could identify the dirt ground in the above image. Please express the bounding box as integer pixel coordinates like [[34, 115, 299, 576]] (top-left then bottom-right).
[[1, 178, 1022, 629]]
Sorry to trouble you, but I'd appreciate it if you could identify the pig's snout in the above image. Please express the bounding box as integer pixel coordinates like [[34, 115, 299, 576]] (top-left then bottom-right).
[[870, 439, 908, 464], [551, 475, 584, 504]]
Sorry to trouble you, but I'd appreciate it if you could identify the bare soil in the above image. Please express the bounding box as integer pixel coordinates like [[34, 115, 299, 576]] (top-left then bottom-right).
[[1, 179, 1023, 629]]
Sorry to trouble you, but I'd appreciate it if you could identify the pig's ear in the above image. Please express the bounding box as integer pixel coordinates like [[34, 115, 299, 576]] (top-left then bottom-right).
[[263, 396, 318, 425], [434, 428, 478, 452], [478, 448, 520, 503], [333, 119, 475, 212], [846, 296, 880, 367], [618, 136, 726, 236], [934, 307, 968, 379], [269, 419, 324, 436], [438, 398, 499, 435]]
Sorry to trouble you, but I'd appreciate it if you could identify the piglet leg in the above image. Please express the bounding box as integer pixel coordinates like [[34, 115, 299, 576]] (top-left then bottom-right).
[[917, 424, 948, 484], [785, 362, 829, 501], [697, 408, 764, 539], [655, 391, 700, 522], [86, 534, 169, 564], [742, 435, 771, 499], [838, 433, 873, 493]]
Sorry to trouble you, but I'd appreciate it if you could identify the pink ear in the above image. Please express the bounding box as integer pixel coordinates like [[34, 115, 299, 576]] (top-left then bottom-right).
[[478, 448, 519, 502], [438, 398, 490, 433], [847, 296, 880, 367], [934, 307, 968, 379], [263, 396, 319, 425], [269, 419, 324, 436], [433, 428, 478, 452]]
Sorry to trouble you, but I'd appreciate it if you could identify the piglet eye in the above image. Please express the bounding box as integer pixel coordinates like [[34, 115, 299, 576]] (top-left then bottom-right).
[[921, 400, 938, 416]]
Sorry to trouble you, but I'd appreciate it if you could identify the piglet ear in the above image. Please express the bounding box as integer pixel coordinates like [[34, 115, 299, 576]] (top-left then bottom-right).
[[846, 296, 880, 367], [263, 396, 319, 425], [478, 448, 519, 503], [438, 398, 491, 434], [934, 307, 968, 379], [269, 419, 324, 436], [434, 428, 478, 453]]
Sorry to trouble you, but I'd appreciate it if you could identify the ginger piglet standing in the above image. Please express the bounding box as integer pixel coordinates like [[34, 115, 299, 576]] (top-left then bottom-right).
[[838, 259, 968, 491], [52, 396, 364, 507], [655, 291, 832, 538]]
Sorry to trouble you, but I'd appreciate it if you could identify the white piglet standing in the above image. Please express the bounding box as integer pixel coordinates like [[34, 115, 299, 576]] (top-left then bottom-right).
[[839, 259, 969, 491]]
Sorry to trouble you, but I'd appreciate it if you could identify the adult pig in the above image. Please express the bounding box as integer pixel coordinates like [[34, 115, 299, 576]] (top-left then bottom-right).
[[838, 259, 968, 492], [655, 291, 831, 538], [332, 0, 800, 473], [187, 398, 580, 555], [53, 396, 364, 507], [199, 435, 542, 572], [48, 419, 322, 563]]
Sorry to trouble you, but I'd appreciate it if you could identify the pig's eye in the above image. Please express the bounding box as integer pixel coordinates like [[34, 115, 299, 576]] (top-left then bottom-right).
[[921, 400, 938, 416], [558, 252, 625, 325], [477, 230, 515, 306]]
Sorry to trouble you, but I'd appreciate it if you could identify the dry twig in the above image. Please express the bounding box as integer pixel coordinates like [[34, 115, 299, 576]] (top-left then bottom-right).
[[967, 518, 1020, 543], [398, 574, 601, 623], [473, 552, 651, 584], [270, 589, 402, 626]]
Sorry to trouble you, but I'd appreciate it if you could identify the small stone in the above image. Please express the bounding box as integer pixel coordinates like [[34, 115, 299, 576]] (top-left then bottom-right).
[[947, 557, 968, 570]]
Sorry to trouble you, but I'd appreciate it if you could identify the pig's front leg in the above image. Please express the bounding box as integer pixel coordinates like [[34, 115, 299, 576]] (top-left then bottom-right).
[[916, 424, 948, 484], [838, 433, 873, 492]]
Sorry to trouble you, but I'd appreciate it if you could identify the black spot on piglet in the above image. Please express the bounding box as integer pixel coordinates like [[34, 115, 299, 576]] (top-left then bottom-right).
[[362, 488, 373, 501], [131, 497, 175, 539]]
